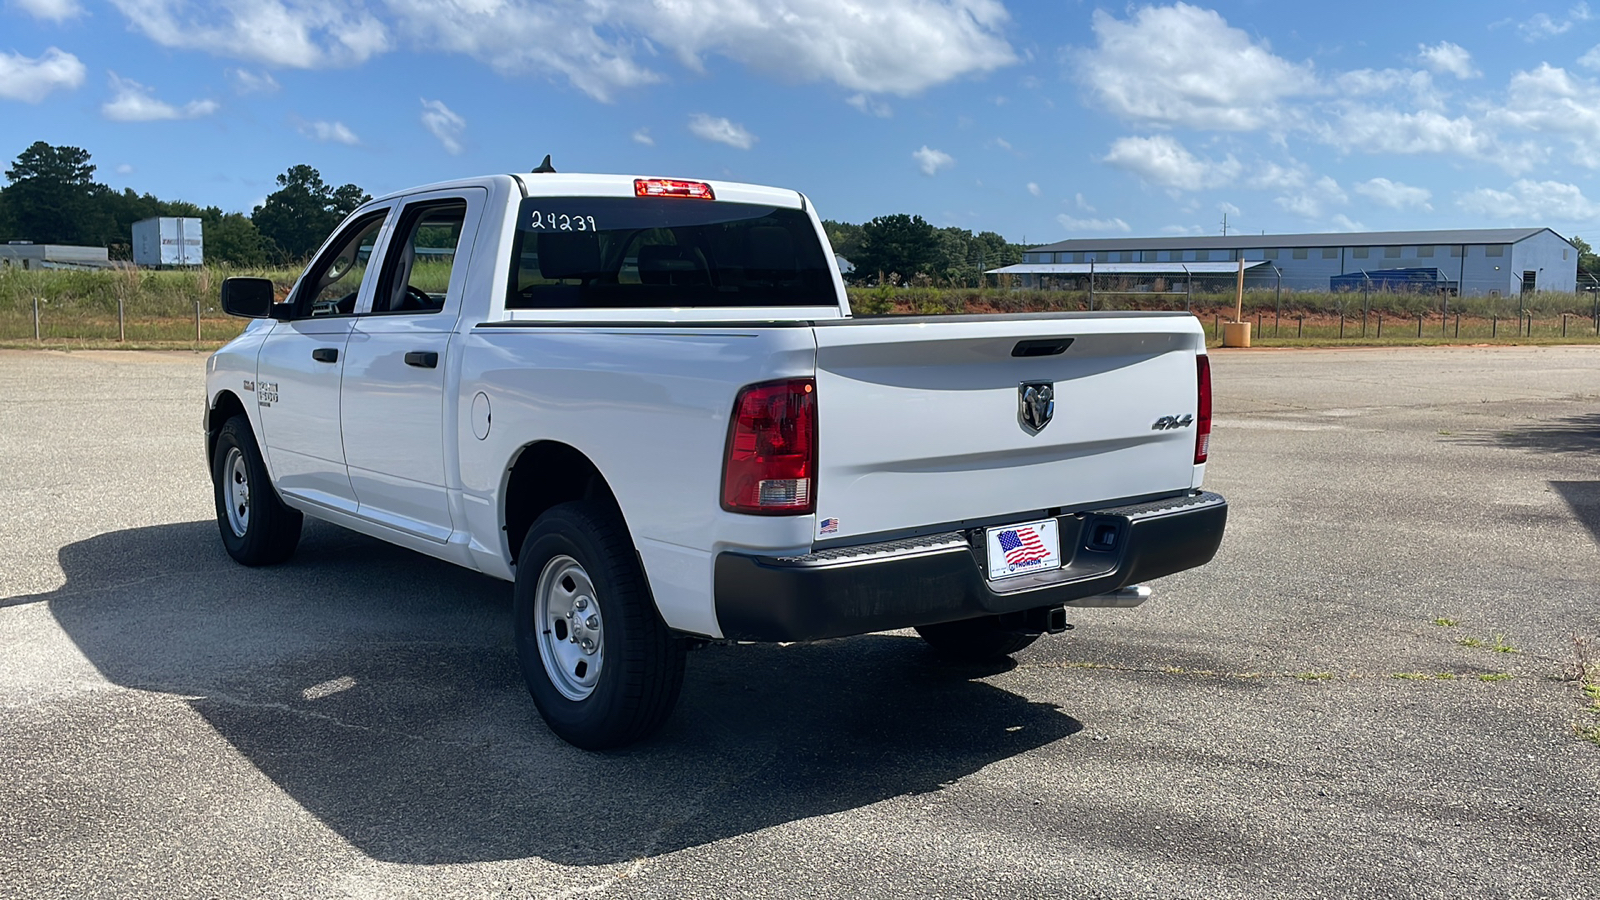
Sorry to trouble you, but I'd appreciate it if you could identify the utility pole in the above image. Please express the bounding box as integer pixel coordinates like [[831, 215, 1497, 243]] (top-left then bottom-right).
[[1220, 212, 1228, 236]]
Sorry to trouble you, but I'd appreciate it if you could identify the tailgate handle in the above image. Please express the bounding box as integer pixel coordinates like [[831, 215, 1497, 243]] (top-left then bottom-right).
[[1012, 338, 1074, 358], [405, 351, 439, 369]]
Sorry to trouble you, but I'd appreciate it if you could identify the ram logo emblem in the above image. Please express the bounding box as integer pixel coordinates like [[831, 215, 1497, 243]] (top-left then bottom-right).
[[1018, 382, 1055, 435], [1152, 414, 1194, 431]]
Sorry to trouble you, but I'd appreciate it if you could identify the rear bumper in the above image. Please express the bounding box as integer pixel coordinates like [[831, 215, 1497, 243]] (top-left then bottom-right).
[[712, 491, 1227, 642]]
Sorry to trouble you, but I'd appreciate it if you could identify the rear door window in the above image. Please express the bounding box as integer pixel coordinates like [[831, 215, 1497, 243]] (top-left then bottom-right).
[[506, 197, 836, 309]]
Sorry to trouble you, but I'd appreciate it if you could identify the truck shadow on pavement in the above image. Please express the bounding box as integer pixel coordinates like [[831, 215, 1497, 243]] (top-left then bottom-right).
[[33, 520, 1083, 866], [1551, 481, 1600, 544], [1460, 411, 1600, 454]]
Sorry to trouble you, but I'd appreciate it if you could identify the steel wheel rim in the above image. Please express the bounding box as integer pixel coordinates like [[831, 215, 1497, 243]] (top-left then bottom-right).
[[534, 555, 604, 701], [224, 447, 250, 537]]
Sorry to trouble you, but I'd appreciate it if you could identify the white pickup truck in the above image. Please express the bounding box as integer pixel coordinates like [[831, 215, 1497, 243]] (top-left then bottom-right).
[[206, 171, 1227, 749]]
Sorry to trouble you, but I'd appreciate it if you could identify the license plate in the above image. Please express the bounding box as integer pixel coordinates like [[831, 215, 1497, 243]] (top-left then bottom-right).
[[984, 518, 1062, 581]]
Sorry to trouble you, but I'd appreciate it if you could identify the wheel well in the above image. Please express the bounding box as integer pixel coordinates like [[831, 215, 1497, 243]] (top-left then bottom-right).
[[503, 442, 617, 566], [207, 391, 248, 468]]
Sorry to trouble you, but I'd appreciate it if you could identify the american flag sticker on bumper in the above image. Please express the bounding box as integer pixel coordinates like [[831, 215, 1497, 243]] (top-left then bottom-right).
[[984, 519, 1063, 581]]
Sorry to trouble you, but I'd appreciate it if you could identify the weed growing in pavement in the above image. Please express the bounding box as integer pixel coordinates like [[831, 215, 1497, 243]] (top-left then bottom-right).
[[1491, 634, 1521, 654], [1436, 673, 1456, 680], [1459, 636, 1485, 648], [1433, 617, 1460, 627], [1293, 672, 1334, 680], [1392, 673, 1430, 680], [1479, 673, 1515, 682], [1568, 636, 1600, 748]]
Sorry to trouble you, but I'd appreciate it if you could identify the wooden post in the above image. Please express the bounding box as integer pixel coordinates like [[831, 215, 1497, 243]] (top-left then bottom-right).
[[1222, 257, 1251, 346], [1234, 256, 1245, 323]]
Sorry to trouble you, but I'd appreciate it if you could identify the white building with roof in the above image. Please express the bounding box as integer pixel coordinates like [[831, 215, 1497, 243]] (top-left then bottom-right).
[[991, 228, 1577, 296]]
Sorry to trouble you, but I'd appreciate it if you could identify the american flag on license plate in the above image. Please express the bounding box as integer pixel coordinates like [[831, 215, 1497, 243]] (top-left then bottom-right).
[[998, 527, 1050, 566]]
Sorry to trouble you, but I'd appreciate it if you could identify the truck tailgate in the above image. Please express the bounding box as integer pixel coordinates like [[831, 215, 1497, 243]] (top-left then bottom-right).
[[810, 314, 1204, 542]]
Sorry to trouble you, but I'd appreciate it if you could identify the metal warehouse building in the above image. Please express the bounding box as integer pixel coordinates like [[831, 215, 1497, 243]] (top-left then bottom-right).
[[995, 228, 1578, 296]]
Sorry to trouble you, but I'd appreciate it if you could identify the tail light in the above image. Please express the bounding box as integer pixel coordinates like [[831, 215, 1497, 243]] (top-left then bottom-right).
[[1195, 354, 1212, 464], [635, 178, 715, 200], [722, 379, 816, 514]]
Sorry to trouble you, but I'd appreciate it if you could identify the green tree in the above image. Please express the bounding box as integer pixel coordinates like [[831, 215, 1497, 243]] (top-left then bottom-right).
[[1, 142, 110, 244], [1570, 235, 1600, 274], [855, 213, 939, 283], [202, 207, 270, 266], [821, 219, 865, 261], [251, 165, 371, 262]]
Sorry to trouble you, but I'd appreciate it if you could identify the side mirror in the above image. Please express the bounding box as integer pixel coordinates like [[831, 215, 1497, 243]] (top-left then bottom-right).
[[220, 277, 279, 319]]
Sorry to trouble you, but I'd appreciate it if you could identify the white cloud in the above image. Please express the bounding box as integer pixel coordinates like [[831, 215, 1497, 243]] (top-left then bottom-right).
[[1519, 3, 1593, 40], [1417, 41, 1479, 79], [1057, 214, 1131, 233], [0, 47, 85, 103], [372, 0, 1015, 102], [1458, 179, 1598, 220], [631, 128, 653, 146], [1101, 134, 1240, 191], [846, 93, 892, 117], [228, 68, 279, 94], [419, 98, 465, 154], [101, 73, 219, 121], [1315, 106, 1512, 168], [992, 137, 1012, 151], [1274, 176, 1348, 219], [1353, 177, 1433, 210], [1075, 2, 1317, 130], [1073, 192, 1092, 210], [1160, 224, 1206, 236], [1488, 64, 1600, 167], [688, 113, 755, 149], [1581, 45, 1600, 69], [1027, 182, 1041, 197], [13, 0, 82, 21], [1217, 201, 1241, 218], [913, 145, 954, 176], [108, 0, 391, 69], [115, 163, 134, 174], [299, 119, 359, 145], [1249, 160, 1308, 191], [1329, 214, 1367, 232]]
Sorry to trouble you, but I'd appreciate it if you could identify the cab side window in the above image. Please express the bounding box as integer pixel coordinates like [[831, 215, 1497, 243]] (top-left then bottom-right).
[[372, 201, 468, 314], [296, 211, 388, 318]]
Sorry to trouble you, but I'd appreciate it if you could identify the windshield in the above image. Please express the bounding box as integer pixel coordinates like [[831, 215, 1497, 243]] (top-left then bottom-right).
[[506, 196, 838, 309]]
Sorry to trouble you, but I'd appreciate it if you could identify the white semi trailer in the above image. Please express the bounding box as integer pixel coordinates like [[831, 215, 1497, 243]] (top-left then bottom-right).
[[132, 217, 204, 267]]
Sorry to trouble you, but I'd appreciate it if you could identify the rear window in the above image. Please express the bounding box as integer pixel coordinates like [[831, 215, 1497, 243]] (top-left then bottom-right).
[[506, 196, 837, 309]]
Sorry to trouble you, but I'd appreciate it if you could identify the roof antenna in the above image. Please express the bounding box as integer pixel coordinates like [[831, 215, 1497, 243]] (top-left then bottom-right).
[[531, 154, 556, 174]]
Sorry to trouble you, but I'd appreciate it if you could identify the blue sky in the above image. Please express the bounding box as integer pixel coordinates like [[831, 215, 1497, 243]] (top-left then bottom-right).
[[6, 1, 1600, 246]]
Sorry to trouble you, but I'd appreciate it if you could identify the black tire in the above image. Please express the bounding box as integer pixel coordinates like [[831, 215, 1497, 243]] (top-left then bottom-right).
[[915, 616, 1040, 662], [513, 500, 686, 750], [211, 415, 302, 566]]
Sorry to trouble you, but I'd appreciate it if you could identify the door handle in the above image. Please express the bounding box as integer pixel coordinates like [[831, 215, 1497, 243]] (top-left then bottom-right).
[[404, 351, 439, 369], [311, 347, 339, 363]]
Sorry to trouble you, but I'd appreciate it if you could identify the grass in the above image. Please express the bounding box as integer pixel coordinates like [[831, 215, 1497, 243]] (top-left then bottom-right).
[[1479, 673, 1515, 683], [1458, 636, 1485, 648], [1433, 617, 1460, 627], [6, 268, 1600, 345]]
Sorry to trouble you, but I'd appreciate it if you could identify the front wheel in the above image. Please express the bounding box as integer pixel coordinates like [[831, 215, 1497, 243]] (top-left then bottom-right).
[[211, 415, 302, 566], [513, 501, 686, 750], [915, 616, 1040, 662]]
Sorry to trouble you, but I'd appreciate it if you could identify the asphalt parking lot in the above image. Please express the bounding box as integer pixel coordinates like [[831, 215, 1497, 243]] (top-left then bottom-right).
[[1, 345, 1597, 899]]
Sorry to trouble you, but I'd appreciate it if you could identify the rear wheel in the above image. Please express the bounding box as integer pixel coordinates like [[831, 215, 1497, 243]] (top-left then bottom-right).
[[513, 501, 686, 750], [915, 616, 1040, 662], [211, 415, 302, 566]]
